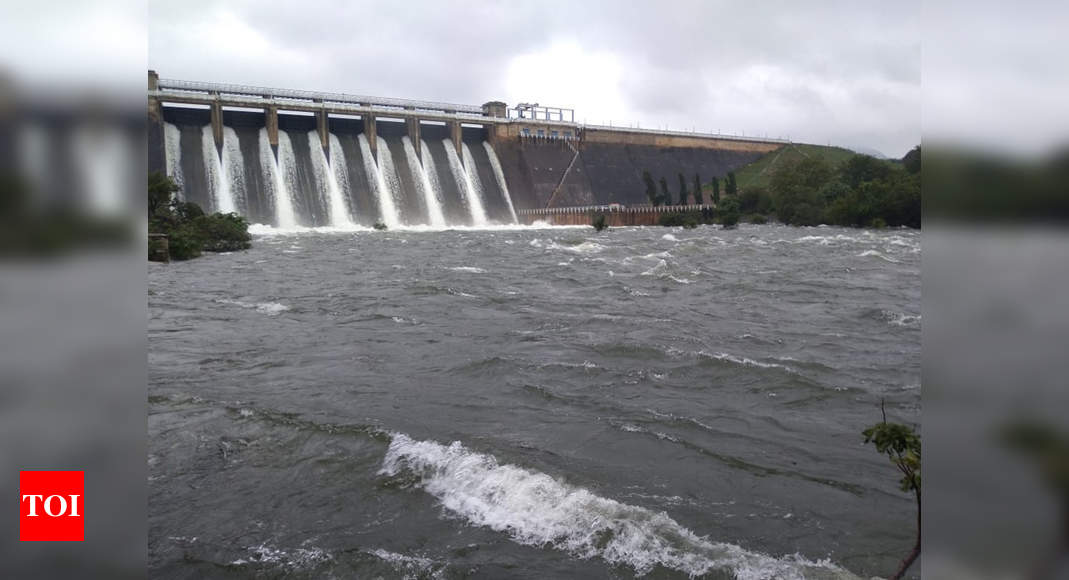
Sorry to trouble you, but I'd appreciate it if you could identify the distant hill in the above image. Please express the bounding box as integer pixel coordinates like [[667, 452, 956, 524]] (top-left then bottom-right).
[[732, 143, 858, 190]]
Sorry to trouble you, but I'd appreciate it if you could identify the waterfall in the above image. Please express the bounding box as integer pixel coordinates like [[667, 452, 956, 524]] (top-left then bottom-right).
[[403, 136, 446, 227], [359, 133, 400, 228], [445, 140, 488, 226], [483, 141, 517, 223], [201, 125, 243, 214], [259, 128, 298, 229], [329, 134, 358, 225], [308, 130, 355, 228], [163, 122, 184, 200]]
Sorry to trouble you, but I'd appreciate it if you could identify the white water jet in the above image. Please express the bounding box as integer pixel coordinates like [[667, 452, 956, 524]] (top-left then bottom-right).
[[329, 134, 358, 224], [444, 140, 488, 226], [403, 136, 446, 227], [259, 128, 298, 228], [483, 141, 517, 223], [359, 133, 400, 228], [201, 125, 243, 214], [163, 122, 184, 200], [307, 130, 355, 228]]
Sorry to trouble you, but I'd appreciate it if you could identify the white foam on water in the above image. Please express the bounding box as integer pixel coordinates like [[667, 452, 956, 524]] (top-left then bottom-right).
[[217, 298, 290, 316], [547, 240, 606, 254], [662, 234, 679, 241], [229, 543, 331, 570], [447, 266, 487, 274], [483, 141, 518, 223], [380, 434, 858, 579], [699, 351, 796, 372], [857, 250, 901, 263]]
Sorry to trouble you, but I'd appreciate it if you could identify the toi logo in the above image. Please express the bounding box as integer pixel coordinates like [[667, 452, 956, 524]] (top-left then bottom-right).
[[20, 471, 83, 541]]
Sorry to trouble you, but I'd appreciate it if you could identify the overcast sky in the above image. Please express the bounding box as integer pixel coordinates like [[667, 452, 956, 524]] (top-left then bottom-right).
[[148, 0, 920, 157]]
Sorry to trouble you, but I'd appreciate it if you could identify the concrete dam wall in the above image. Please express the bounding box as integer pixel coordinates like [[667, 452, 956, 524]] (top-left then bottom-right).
[[148, 73, 784, 227]]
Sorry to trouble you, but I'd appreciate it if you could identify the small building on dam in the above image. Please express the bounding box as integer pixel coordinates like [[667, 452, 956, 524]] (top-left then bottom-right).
[[147, 70, 786, 228]]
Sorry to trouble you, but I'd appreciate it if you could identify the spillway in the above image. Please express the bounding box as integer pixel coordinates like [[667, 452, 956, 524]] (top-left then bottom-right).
[[160, 109, 524, 229]]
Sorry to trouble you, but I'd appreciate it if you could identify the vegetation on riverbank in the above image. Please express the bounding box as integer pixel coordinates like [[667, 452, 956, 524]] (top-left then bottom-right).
[[643, 144, 921, 229], [148, 172, 251, 261]]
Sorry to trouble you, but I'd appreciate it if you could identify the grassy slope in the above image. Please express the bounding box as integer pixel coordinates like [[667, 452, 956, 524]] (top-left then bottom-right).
[[732, 143, 858, 190]]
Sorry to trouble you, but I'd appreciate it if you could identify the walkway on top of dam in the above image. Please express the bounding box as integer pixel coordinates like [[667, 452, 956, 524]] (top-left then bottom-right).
[[150, 75, 790, 145]]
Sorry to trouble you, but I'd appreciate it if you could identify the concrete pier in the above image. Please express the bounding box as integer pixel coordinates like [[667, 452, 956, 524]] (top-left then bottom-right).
[[210, 98, 223, 153], [406, 116, 421, 158], [448, 121, 462, 158], [363, 114, 378, 157], [314, 101, 329, 158]]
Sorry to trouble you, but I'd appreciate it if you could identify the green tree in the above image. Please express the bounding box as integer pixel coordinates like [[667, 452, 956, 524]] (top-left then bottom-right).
[[591, 213, 608, 232], [726, 172, 738, 195], [712, 177, 721, 205], [863, 403, 921, 580], [840, 154, 894, 189], [770, 157, 833, 226], [902, 145, 921, 174], [738, 186, 773, 215], [148, 172, 179, 218], [659, 177, 670, 206], [694, 174, 703, 205], [718, 197, 740, 228], [677, 173, 688, 205], [643, 170, 658, 206]]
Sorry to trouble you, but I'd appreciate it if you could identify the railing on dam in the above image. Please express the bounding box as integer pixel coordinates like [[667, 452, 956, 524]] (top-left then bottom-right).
[[580, 124, 790, 144], [157, 78, 485, 116]]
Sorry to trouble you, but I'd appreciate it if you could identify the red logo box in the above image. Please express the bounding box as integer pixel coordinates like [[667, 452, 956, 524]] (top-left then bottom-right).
[[20, 471, 84, 541]]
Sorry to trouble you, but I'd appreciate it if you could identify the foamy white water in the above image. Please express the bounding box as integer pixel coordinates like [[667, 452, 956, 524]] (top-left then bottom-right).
[[444, 140, 488, 226], [360, 134, 400, 228], [329, 134, 358, 224], [201, 125, 240, 214], [380, 434, 858, 579], [259, 128, 299, 229], [483, 141, 518, 223], [163, 122, 184, 199], [307, 131, 355, 228], [403, 136, 446, 227]]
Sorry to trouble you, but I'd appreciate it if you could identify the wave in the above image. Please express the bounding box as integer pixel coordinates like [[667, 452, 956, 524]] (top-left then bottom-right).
[[698, 351, 796, 373], [661, 233, 679, 241], [876, 309, 921, 327], [379, 434, 857, 579], [857, 250, 901, 263], [447, 266, 487, 274], [216, 298, 290, 315]]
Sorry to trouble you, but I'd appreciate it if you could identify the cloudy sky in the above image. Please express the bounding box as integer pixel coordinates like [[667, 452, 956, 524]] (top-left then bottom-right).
[[148, 0, 920, 157]]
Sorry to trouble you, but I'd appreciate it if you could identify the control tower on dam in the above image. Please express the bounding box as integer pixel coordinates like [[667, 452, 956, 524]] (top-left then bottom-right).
[[148, 70, 786, 226]]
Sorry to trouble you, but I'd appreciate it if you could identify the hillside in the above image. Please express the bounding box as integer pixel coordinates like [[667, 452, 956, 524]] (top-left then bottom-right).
[[732, 143, 858, 190]]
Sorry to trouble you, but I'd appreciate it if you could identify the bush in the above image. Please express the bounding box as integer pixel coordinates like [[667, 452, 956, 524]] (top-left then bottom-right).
[[738, 186, 773, 214], [167, 229, 203, 261], [747, 214, 768, 224], [717, 198, 741, 228], [192, 213, 252, 251], [592, 214, 608, 231], [146, 173, 253, 261], [373, 222, 388, 231]]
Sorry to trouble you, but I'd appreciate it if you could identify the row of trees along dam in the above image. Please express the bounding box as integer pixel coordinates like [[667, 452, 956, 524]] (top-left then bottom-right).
[[629, 145, 920, 229]]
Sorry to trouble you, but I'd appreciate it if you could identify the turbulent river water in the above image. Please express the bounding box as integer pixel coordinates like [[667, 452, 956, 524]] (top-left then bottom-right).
[[148, 224, 920, 579]]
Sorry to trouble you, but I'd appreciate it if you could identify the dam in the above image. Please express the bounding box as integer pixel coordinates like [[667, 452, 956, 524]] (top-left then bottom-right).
[[147, 70, 786, 228]]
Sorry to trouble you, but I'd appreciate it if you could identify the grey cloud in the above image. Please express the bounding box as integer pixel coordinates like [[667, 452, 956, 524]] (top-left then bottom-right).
[[149, 0, 920, 156]]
